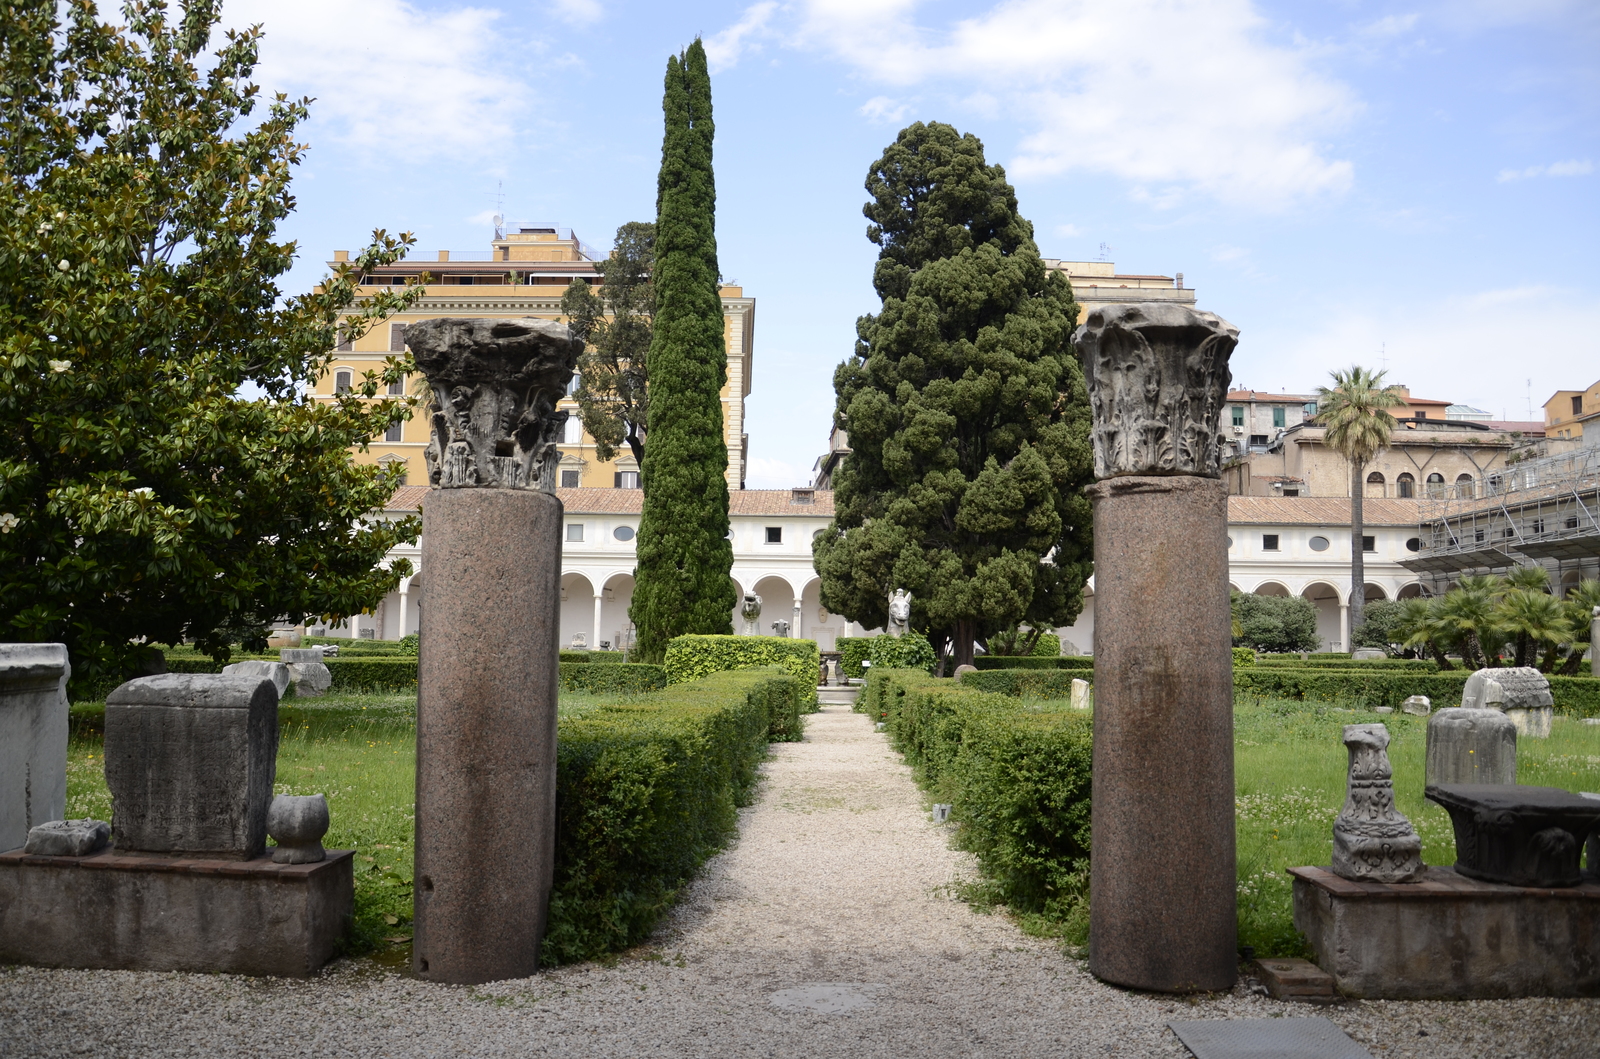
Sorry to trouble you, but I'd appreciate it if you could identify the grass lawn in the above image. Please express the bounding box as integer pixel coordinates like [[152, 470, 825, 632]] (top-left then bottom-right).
[[64, 688, 1600, 962]]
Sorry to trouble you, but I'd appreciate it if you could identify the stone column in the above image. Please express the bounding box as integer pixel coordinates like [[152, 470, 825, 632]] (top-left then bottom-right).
[[1339, 602, 1350, 654], [593, 593, 605, 648], [398, 582, 410, 638], [792, 601, 803, 639], [408, 317, 579, 985], [0, 644, 70, 853], [1076, 303, 1239, 993]]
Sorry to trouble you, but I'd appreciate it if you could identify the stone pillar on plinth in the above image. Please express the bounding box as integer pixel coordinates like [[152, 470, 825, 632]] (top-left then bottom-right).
[[1075, 303, 1239, 993], [407, 317, 578, 985]]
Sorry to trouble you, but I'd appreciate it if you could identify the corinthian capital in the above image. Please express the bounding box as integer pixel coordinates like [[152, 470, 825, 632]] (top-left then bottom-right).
[[1073, 303, 1238, 479], [405, 317, 580, 491]]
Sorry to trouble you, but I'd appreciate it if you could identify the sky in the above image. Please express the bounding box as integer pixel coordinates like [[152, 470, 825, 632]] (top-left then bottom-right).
[[221, 0, 1598, 487]]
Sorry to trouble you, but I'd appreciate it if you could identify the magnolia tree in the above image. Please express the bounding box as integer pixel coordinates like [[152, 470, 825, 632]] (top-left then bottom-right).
[[0, 0, 422, 682]]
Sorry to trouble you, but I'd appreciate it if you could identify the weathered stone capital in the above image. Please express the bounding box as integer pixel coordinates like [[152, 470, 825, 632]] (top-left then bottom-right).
[[1073, 303, 1238, 479], [406, 317, 580, 492]]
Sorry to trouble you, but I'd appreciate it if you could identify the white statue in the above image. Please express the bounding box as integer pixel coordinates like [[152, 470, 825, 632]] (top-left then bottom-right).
[[740, 592, 762, 636], [887, 589, 912, 638]]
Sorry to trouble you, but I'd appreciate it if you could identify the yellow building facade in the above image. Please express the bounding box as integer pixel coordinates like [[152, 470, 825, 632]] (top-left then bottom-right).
[[1544, 377, 1600, 443], [313, 224, 755, 489]]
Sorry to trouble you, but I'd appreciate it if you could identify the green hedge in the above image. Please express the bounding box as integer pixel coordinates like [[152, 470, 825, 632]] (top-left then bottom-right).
[[1232, 647, 1256, 667], [863, 669, 1093, 928], [663, 635, 821, 690], [836, 636, 871, 678], [1032, 632, 1062, 657], [972, 655, 1095, 671], [559, 663, 668, 695], [560, 650, 628, 664], [957, 669, 1088, 699], [1254, 657, 1438, 672], [544, 670, 804, 963], [1233, 667, 1600, 717]]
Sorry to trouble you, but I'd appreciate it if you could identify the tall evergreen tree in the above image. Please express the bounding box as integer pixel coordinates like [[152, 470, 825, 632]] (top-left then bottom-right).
[[629, 39, 735, 662], [814, 122, 1094, 670], [560, 221, 654, 465]]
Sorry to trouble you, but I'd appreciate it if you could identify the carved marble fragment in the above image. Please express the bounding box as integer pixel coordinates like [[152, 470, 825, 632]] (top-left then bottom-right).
[[1332, 723, 1425, 884], [886, 589, 912, 638], [405, 317, 580, 492], [1072, 303, 1238, 479], [740, 592, 763, 636]]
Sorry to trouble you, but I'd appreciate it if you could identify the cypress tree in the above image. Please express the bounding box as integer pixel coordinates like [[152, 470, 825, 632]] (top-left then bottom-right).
[[629, 39, 735, 662], [814, 121, 1094, 670]]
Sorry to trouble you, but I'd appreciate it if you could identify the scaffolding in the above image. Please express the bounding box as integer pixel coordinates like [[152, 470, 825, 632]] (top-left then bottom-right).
[[1400, 447, 1600, 590]]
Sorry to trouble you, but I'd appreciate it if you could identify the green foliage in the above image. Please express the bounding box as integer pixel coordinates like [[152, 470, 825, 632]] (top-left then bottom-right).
[[1350, 599, 1408, 655], [560, 221, 654, 465], [1233, 647, 1257, 667], [559, 662, 668, 695], [836, 636, 871, 678], [663, 634, 820, 691], [559, 649, 627, 664], [325, 658, 418, 692], [1255, 656, 1437, 671], [1232, 592, 1320, 654], [544, 670, 800, 964], [986, 627, 1062, 657], [1386, 574, 1596, 673], [957, 669, 1084, 699], [1233, 667, 1600, 717], [866, 668, 1093, 933], [972, 655, 1094, 670], [0, 1, 424, 687], [395, 634, 419, 657], [868, 633, 937, 672], [814, 121, 1094, 669], [631, 39, 735, 663], [1032, 633, 1062, 657]]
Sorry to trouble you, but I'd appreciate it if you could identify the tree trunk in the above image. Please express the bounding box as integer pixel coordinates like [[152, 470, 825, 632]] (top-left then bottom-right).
[[1427, 641, 1454, 671], [1557, 647, 1587, 677], [951, 617, 977, 670], [1350, 459, 1366, 642], [1514, 632, 1531, 668]]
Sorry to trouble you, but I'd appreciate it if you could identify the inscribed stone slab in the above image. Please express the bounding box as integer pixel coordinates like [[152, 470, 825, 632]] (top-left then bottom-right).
[[1168, 1017, 1375, 1059]]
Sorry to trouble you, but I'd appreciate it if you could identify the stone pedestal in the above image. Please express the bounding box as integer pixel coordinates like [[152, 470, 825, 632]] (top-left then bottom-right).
[[1086, 475, 1236, 992], [0, 847, 353, 976], [1426, 708, 1516, 787], [0, 644, 69, 853], [1291, 865, 1600, 998], [414, 487, 561, 984]]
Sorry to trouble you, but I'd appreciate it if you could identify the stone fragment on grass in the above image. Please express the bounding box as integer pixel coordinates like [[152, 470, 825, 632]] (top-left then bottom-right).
[[1426, 708, 1516, 787], [267, 794, 329, 864], [1401, 695, 1431, 716], [221, 660, 291, 698], [1332, 723, 1424, 884], [24, 819, 110, 857], [0, 643, 70, 854]]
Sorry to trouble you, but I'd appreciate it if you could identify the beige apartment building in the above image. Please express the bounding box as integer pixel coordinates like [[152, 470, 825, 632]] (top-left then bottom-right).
[[313, 223, 755, 490], [1045, 259, 1194, 319], [1545, 377, 1600, 446]]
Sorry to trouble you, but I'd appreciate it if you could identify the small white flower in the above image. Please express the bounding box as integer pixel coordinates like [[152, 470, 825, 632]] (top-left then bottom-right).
[[56, 259, 69, 271], [0, 513, 18, 533], [131, 487, 154, 497], [48, 359, 71, 373], [54, 211, 65, 221]]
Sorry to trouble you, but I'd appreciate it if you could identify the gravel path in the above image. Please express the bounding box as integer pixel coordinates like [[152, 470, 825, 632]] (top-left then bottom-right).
[[4, 703, 1596, 1058]]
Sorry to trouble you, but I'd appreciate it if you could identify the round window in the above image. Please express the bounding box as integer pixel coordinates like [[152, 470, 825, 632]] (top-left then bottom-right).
[[1406, 537, 1421, 552], [1225, 536, 1233, 548], [613, 525, 635, 542], [1309, 536, 1329, 552]]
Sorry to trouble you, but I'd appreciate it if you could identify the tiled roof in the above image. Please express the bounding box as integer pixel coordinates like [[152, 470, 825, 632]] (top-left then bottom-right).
[[1227, 496, 1429, 527], [1225, 390, 1319, 402], [384, 486, 835, 517]]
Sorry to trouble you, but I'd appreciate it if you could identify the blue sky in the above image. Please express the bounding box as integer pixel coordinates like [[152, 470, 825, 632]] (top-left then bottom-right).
[[226, 0, 1599, 486]]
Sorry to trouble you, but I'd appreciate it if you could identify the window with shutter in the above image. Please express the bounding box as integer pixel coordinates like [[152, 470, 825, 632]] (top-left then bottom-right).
[[335, 370, 352, 394], [336, 327, 353, 352], [387, 378, 404, 395], [390, 323, 408, 351], [384, 422, 403, 442]]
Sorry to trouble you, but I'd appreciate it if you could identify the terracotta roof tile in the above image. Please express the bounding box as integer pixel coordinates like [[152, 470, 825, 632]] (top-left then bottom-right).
[[1227, 496, 1430, 526], [383, 485, 835, 517]]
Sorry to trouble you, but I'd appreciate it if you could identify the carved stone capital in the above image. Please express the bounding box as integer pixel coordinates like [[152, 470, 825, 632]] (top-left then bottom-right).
[[406, 317, 579, 491], [1332, 723, 1425, 884], [1073, 303, 1238, 479]]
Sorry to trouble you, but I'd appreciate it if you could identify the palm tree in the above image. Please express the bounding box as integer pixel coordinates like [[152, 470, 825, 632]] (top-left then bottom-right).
[[1315, 367, 1405, 639], [1436, 576, 1501, 668], [1493, 588, 1573, 669], [1394, 596, 1454, 669], [1556, 579, 1600, 675]]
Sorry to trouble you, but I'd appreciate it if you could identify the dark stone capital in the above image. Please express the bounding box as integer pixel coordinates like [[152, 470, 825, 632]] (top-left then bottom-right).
[[406, 317, 580, 491], [1073, 303, 1238, 479]]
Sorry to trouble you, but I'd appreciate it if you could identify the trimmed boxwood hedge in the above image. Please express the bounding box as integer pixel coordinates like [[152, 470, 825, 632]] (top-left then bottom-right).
[[972, 655, 1094, 671], [861, 668, 1093, 929], [1254, 657, 1439, 672], [559, 663, 668, 695], [663, 634, 821, 691], [559, 650, 628, 664], [1233, 667, 1600, 717], [544, 669, 806, 964], [836, 636, 871, 678], [1232, 647, 1256, 667], [957, 669, 1087, 699]]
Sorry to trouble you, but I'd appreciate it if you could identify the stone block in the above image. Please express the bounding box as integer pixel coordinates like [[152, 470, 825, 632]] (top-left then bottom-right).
[[0, 847, 353, 976], [0, 643, 70, 854], [1351, 648, 1386, 661], [1425, 708, 1516, 788], [1462, 665, 1552, 711], [280, 648, 326, 664], [1401, 695, 1431, 716], [1504, 705, 1553, 739], [1070, 677, 1092, 711], [1424, 783, 1600, 887], [221, 660, 291, 698], [1250, 957, 1340, 1003], [1291, 865, 1600, 998], [104, 674, 278, 858], [268, 794, 329, 864], [285, 661, 332, 697], [24, 819, 109, 857]]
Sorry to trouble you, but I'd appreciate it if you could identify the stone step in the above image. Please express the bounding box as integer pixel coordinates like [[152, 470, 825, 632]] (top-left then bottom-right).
[[816, 687, 860, 706], [1251, 957, 1340, 1003]]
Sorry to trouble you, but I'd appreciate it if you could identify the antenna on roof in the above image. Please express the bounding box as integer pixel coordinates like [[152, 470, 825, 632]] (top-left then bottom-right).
[[1097, 242, 1112, 262], [493, 180, 505, 239], [1379, 342, 1388, 372], [1526, 378, 1532, 421]]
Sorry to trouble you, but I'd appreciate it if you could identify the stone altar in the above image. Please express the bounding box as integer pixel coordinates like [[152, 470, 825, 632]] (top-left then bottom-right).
[[1331, 724, 1424, 884], [408, 315, 577, 984], [1076, 302, 1238, 993], [0, 644, 69, 853]]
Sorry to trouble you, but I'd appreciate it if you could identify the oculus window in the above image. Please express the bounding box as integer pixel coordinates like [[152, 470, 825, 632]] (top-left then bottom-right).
[[1309, 535, 1330, 552], [613, 525, 635, 542]]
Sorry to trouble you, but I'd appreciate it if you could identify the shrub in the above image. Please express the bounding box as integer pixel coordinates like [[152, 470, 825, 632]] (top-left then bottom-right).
[[1232, 593, 1319, 654], [972, 655, 1094, 671], [1350, 599, 1407, 655], [1232, 667, 1600, 717], [836, 636, 871, 679], [544, 669, 800, 964], [869, 633, 937, 672], [1254, 657, 1437, 672], [1032, 633, 1062, 657], [958, 669, 1085, 699], [866, 669, 1093, 931], [559, 649, 628, 664], [663, 635, 820, 687], [396, 634, 419, 656], [559, 663, 668, 695], [325, 658, 419, 691], [1232, 647, 1256, 667]]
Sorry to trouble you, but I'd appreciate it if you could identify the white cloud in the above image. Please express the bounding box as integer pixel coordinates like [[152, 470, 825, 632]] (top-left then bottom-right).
[[859, 96, 911, 124], [794, 0, 1358, 209], [550, 0, 603, 26], [1054, 223, 1083, 237], [1497, 159, 1594, 182], [705, 2, 780, 72], [745, 456, 811, 489], [224, 0, 522, 159], [1358, 13, 1420, 37]]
